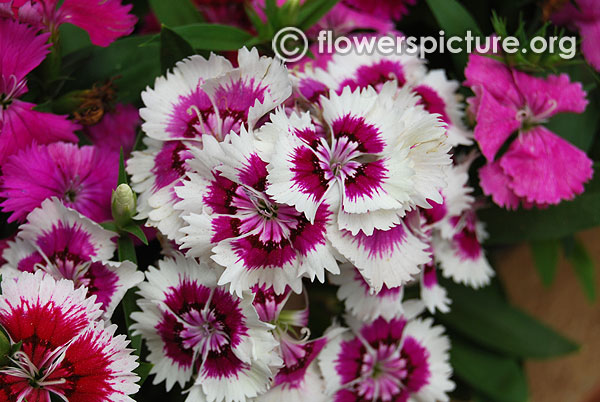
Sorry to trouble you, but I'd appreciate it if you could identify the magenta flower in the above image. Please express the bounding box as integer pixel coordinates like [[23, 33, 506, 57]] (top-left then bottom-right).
[[3, 0, 137, 47], [552, 0, 600, 71], [0, 271, 139, 401], [319, 316, 454, 402], [86, 103, 140, 155], [464, 54, 593, 209], [0, 18, 78, 165], [0, 142, 118, 223], [1, 198, 144, 319], [131, 254, 281, 401]]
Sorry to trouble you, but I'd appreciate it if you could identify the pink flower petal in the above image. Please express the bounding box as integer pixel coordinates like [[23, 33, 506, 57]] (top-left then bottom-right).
[[0, 18, 49, 85], [0, 100, 79, 165], [472, 88, 521, 160], [479, 160, 520, 210], [58, 0, 137, 47], [499, 126, 594, 206]]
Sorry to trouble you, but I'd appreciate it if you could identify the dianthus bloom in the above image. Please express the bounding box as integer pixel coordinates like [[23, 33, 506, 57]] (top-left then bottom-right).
[[464, 54, 593, 209], [131, 254, 282, 402], [1, 0, 137, 47], [259, 82, 449, 291], [551, 0, 600, 71], [1, 198, 143, 318], [175, 130, 338, 295], [127, 48, 291, 242], [0, 270, 139, 401], [0, 18, 78, 165], [0, 142, 118, 223], [319, 316, 454, 401]]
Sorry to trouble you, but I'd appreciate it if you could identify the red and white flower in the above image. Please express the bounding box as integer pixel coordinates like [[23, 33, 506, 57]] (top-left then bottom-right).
[[0, 270, 139, 401]]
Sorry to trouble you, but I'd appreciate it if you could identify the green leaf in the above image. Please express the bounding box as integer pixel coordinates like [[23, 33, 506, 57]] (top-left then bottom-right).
[[100, 221, 118, 232], [171, 24, 254, 51], [480, 164, 600, 244], [436, 280, 579, 358], [265, 0, 280, 29], [117, 236, 137, 264], [530, 239, 560, 286], [424, 0, 481, 36], [566, 237, 597, 301], [545, 98, 600, 151], [424, 0, 482, 71], [245, 4, 270, 40], [0, 326, 10, 366], [134, 362, 153, 385], [122, 224, 149, 245], [59, 23, 92, 55], [63, 35, 161, 104], [451, 339, 528, 402], [149, 0, 204, 26], [160, 26, 195, 74], [118, 148, 128, 186], [297, 0, 340, 31]]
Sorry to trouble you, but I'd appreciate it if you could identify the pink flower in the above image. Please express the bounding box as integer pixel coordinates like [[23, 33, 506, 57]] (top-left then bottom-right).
[[0, 18, 78, 165], [3, 0, 137, 47], [552, 0, 600, 71], [0, 270, 139, 401], [0, 142, 118, 223], [85, 103, 140, 155], [464, 54, 593, 209]]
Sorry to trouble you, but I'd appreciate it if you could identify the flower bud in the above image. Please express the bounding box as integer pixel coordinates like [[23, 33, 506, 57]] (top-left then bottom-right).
[[111, 183, 137, 227]]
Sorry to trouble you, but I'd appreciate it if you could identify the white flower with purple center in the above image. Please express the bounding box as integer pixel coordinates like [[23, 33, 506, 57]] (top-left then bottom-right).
[[175, 130, 339, 295], [263, 83, 451, 232], [131, 254, 282, 402], [128, 47, 292, 242], [319, 316, 454, 402], [140, 47, 291, 143], [0, 271, 139, 401], [0, 198, 143, 319]]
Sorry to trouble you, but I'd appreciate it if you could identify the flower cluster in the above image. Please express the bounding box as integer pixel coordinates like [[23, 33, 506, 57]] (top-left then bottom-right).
[[126, 43, 498, 401], [0, 0, 595, 400]]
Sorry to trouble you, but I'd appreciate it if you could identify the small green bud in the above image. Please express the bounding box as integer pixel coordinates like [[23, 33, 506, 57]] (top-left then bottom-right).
[[112, 183, 137, 228]]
